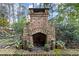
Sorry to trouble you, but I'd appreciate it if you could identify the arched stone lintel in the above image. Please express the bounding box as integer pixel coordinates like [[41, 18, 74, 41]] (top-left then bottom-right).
[[31, 31, 47, 36]]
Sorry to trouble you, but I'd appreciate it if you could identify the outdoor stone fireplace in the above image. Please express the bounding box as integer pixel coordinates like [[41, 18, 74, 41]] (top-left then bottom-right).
[[22, 8, 55, 48]]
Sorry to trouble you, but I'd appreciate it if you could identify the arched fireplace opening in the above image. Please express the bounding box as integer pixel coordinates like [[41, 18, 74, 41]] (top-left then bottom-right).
[[32, 32, 47, 47]]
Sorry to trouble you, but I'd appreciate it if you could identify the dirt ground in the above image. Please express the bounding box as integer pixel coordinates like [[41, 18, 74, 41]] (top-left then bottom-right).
[[0, 48, 79, 56]]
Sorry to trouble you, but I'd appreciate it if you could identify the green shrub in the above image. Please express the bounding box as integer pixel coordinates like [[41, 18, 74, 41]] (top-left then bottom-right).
[[56, 40, 65, 49], [44, 44, 50, 51], [22, 40, 27, 50], [12, 16, 26, 34], [27, 41, 33, 48], [27, 41, 33, 51], [50, 40, 54, 50], [15, 39, 22, 49]]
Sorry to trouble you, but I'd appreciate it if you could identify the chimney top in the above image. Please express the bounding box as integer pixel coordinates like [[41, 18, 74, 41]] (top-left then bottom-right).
[[29, 8, 49, 14]]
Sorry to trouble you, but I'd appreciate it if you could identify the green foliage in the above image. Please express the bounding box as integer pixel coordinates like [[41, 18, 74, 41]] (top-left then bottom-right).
[[56, 23, 75, 40], [54, 49, 61, 56], [44, 44, 50, 51], [27, 41, 33, 49], [44, 44, 50, 48], [56, 40, 65, 48], [49, 3, 79, 48], [15, 39, 22, 49], [12, 16, 26, 34], [0, 38, 15, 46], [26, 41, 33, 51], [0, 18, 9, 27]]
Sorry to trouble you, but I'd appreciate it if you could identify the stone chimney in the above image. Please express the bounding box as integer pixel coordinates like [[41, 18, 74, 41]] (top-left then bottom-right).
[[22, 8, 55, 48]]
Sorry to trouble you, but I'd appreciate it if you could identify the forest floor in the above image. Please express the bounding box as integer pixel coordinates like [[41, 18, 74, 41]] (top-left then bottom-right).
[[0, 49, 79, 56], [0, 39, 79, 56]]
